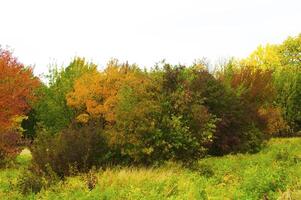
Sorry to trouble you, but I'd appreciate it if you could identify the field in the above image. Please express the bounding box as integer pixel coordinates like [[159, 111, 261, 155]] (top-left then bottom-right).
[[0, 138, 301, 199]]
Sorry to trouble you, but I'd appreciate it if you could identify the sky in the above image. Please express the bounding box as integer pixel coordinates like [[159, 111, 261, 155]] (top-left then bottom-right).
[[1, 0, 301, 76]]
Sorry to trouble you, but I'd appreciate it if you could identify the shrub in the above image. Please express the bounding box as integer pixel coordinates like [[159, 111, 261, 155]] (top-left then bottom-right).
[[0, 131, 22, 165], [109, 64, 218, 165], [31, 123, 109, 177], [17, 168, 44, 194], [17, 164, 59, 194], [258, 106, 289, 136], [153, 65, 217, 162], [240, 125, 266, 153]]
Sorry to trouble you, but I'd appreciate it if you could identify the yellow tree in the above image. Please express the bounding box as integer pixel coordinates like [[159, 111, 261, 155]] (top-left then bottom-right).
[[66, 59, 146, 125], [241, 44, 281, 70]]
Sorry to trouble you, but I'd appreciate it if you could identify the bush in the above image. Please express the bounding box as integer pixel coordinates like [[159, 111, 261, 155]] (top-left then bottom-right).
[[17, 168, 44, 194], [17, 164, 59, 194], [0, 131, 22, 165], [110, 64, 218, 165], [154, 65, 217, 162], [258, 106, 289, 136], [31, 123, 109, 177], [241, 125, 266, 153]]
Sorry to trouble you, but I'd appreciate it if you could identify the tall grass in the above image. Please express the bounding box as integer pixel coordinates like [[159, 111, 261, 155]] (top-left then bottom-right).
[[2, 138, 301, 199]]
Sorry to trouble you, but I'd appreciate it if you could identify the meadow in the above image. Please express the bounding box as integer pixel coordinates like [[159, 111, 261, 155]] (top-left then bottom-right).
[[1, 0, 301, 198], [1, 32, 300, 200], [1, 137, 301, 200]]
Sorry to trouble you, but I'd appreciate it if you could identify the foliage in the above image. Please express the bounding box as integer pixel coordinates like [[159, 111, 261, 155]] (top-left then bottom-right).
[[241, 44, 281, 69], [152, 64, 218, 161], [279, 34, 301, 68], [21, 110, 38, 140], [17, 168, 45, 194], [0, 48, 40, 130], [34, 57, 96, 134], [117, 63, 217, 164], [1, 33, 301, 199], [31, 123, 109, 177], [65, 58, 276, 162], [0, 131, 22, 165], [66, 61, 216, 164], [244, 34, 301, 133], [258, 106, 289, 136], [210, 61, 274, 154], [0, 116, 28, 164], [275, 67, 301, 133], [66, 59, 142, 125]]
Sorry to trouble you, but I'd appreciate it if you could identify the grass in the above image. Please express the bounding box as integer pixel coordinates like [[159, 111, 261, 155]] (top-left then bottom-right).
[[2, 138, 301, 199], [0, 149, 32, 200]]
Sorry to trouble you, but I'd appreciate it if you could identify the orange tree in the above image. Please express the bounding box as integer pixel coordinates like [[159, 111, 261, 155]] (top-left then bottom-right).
[[0, 48, 40, 131], [0, 49, 40, 160]]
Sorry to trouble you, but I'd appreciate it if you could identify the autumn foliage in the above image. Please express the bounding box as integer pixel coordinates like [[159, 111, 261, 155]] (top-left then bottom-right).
[[1, 34, 300, 175], [0, 49, 40, 162], [0, 49, 40, 130]]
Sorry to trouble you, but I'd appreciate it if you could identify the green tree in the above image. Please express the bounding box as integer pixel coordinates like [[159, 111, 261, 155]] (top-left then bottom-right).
[[276, 34, 301, 132]]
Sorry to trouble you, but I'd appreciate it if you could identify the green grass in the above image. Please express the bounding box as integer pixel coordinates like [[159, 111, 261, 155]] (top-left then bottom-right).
[[0, 148, 32, 200], [2, 138, 301, 199]]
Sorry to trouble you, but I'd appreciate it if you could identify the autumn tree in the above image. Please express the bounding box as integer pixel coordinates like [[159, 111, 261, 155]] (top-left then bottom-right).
[[34, 57, 96, 134], [66, 60, 157, 164], [243, 34, 301, 133], [66, 59, 141, 126], [241, 44, 281, 70], [66, 61, 217, 164], [0, 48, 40, 160], [212, 59, 277, 154], [0, 48, 40, 131]]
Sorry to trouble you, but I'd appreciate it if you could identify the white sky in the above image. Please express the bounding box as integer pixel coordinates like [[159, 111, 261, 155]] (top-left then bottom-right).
[[1, 0, 300, 76]]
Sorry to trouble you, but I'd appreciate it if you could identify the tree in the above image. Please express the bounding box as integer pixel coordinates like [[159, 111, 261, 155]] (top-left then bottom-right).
[[34, 57, 96, 134], [241, 44, 281, 70], [0, 48, 40, 131], [66, 59, 141, 126], [276, 34, 301, 132], [66, 60, 161, 164], [279, 34, 301, 68], [212, 60, 276, 154], [67, 61, 218, 164], [244, 34, 301, 133]]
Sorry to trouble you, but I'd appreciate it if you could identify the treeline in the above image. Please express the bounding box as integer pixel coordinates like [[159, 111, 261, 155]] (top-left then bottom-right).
[[0, 34, 300, 177]]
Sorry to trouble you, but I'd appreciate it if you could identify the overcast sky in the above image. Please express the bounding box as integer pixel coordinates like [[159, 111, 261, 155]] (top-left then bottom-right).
[[1, 0, 300, 76]]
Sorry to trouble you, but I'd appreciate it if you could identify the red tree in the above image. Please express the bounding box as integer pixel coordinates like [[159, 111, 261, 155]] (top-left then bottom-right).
[[0, 49, 40, 130]]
